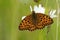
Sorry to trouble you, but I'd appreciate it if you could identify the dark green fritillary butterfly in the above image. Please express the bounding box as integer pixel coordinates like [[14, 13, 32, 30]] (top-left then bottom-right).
[[19, 11, 53, 31]]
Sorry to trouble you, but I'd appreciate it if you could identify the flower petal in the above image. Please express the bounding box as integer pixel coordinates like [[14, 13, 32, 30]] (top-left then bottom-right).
[[49, 10, 57, 18], [34, 4, 45, 13], [30, 6, 33, 12], [49, 10, 53, 15], [52, 10, 56, 15], [22, 16, 26, 20]]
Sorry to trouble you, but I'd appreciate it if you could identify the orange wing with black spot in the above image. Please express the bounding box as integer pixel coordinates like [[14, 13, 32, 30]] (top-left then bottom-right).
[[19, 14, 36, 31], [36, 13, 53, 29], [19, 13, 53, 31]]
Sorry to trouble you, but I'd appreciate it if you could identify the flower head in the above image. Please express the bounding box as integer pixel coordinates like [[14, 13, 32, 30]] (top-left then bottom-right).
[[49, 10, 57, 18], [30, 4, 45, 14], [22, 4, 57, 20]]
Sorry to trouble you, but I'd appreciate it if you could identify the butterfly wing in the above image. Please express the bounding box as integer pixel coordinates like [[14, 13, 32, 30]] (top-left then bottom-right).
[[19, 15, 36, 31], [36, 13, 53, 29]]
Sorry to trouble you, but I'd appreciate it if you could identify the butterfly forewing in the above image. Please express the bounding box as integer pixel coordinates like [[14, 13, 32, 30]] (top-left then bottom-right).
[[19, 15, 36, 31]]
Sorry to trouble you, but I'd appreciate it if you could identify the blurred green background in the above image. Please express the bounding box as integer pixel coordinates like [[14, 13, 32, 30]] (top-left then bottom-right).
[[0, 0, 60, 40]]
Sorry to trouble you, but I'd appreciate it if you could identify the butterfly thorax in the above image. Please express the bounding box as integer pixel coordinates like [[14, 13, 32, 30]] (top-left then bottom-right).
[[31, 11, 37, 26]]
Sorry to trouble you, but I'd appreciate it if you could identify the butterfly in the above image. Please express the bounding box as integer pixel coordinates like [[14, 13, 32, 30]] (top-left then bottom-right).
[[19, 11, 53, 31]]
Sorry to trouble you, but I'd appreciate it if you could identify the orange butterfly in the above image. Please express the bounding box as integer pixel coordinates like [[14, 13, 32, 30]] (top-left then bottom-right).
[[19, 11, 53, 31]]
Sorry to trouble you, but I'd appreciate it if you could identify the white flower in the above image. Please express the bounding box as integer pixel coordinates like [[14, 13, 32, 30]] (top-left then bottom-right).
[[30, 6, 33, 12], [22, 4, 57, 20], [22, 4, 45, 20], [30, 4, 45, 14], [22, 16, 26, 20], [49, 10, 57, 18]]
